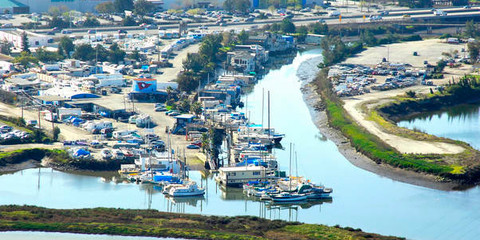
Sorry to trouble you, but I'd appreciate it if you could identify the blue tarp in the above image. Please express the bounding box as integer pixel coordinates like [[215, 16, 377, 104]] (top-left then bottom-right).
[[74, 149, 90, 157]]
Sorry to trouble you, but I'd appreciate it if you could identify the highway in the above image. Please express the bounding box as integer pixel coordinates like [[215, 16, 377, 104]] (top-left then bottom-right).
[[35, 6, 480, 38]]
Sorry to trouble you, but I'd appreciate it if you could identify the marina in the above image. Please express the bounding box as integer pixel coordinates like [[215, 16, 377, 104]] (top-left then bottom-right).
[[2, 49, 480, 240]]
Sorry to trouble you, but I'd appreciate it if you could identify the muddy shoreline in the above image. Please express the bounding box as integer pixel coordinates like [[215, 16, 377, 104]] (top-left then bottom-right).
[[296, 53, 462, 191]]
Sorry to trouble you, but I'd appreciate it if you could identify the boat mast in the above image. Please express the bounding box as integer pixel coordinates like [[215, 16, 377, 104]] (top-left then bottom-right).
[[295, 150, 298, 182], [268, 91, 271, 140], [289, 142, 292, 192], [261, 88, 264, 128]]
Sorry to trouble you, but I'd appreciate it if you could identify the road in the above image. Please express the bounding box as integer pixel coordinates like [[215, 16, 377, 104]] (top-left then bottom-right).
[[26, 6, 480, 39]]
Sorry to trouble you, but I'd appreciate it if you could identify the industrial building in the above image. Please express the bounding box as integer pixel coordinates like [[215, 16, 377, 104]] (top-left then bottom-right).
[[16, 0, 111, 13], [0, 0, 29, 14]]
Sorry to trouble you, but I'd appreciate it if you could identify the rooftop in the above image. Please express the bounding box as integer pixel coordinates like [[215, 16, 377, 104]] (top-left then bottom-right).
[[219, 165, 266, 172], [0, 0, 28, 8]]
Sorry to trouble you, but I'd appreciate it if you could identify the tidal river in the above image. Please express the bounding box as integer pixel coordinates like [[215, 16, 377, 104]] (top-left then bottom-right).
[[1, 49, 480, 240]]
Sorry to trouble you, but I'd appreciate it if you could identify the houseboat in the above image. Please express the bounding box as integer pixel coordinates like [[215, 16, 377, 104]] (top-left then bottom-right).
[[216, 165, 274, 187]]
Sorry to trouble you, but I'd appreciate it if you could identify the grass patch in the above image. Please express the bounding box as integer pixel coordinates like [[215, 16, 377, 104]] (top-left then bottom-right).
[[0, 205, 403, 240], [450, 165, 466, 174]]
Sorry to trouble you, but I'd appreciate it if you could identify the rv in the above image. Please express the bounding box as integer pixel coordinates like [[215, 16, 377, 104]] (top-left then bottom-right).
[[112, 130, 137, 140], [82, 121, 113, 132]]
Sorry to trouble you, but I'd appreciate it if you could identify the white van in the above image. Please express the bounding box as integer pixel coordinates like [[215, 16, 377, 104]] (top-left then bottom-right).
[[329, 11, 341, 17]]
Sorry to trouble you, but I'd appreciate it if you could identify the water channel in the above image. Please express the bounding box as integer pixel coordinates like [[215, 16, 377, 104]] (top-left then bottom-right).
[[398, 103, 480, 149], [1, 49, 480, 240]]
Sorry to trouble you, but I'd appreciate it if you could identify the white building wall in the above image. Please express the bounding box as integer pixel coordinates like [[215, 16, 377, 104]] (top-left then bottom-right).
[[0, 29, 52, 49]]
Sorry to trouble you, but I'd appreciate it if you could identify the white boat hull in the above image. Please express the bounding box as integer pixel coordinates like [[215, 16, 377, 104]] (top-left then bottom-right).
[[170, 189, 205, 197]]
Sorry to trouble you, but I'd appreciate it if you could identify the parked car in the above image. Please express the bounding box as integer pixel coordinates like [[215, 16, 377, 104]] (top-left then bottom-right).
[[168, 112, 180, 117], [101, 149, 112, 160], [87, 29, 97, 34], [0, 125, 13, 133], [154, 107, 166, 112], [118, 29, 128, 34], [61, 30, 72, 34], [186, 144, 200, 149], [113, 149, 125, 160]]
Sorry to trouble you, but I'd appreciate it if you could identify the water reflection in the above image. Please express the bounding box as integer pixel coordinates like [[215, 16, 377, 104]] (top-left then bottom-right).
[[398, 103, 480, 149]]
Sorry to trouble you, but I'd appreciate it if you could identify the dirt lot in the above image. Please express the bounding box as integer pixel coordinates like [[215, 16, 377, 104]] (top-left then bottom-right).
[[341, 39, 472, 154], [345, 38, 467, 68]]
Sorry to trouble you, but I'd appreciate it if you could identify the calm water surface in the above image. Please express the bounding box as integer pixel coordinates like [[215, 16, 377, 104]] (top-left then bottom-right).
[[398, 104, 480, 149], [2, 50, 480, 240], [0, 231, 183, 240]]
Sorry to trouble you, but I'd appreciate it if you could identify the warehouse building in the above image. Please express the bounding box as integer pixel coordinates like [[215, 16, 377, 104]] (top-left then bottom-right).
[[16, 0, 111, 13], [0, 0, 29, 14]]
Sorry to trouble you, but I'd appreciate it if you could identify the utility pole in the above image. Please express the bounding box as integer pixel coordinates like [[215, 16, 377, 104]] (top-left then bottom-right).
[[38, 107, 41, 129]]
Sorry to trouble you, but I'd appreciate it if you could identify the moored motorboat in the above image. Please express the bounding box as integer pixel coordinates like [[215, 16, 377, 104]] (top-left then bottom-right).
[[271, 192, 307, 202], [167, 181, 205, 197]]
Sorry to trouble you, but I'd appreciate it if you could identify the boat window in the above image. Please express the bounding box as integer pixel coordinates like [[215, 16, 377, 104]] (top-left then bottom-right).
[[253, 171, 260, 175]]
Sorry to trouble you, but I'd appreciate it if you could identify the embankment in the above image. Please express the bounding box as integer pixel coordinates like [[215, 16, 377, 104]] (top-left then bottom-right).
[[0, 205, 403, 240], [309, 69, 480, 186], [0, 148, 130, 173]]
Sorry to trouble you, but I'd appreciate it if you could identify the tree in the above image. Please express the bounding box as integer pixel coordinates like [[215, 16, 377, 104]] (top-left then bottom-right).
[[21, 31, 30, 53], [128, 50, 144, 61], [310, 22, 328, 35], [109, 43, 126, 64], [451, 0, 468, 6], [53, 126, 61, 141], [237, 30, 249, 44], [398, 0, 432, 8], [320, 35, 347, 66], [94, 44, 109, 62], [186, 8, 205, 16], [96, 2, 115, 14], [222, 31, 233, 46], [296, 25, 308, 35], [83, 16, 100, 27], [360, 29, 377, 46], [183, 53, 207, 72], [405, 90, 416, 98], [178, 99, 191, 113], [223, 0, 250, 13], [49, 16, 69, 29], [280, 19, 295, 33], [468, 41, 480, 63], [122, 16, 136, 26], [465, 20, 478, 38], [49, 5, 69, 17], [177, 73, 199, 92], [72, 44, 94, 61], [0, 40, 11, 55], [199, 34, 223, 63], [134, 0, 156, 16], [114, 0, 134, 12], [36, 47, 64, 62], [434, 60, 446, 73], [190, 102, 202, 116], [14, 51, 38, 68], [59, 36, 75, 58]]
